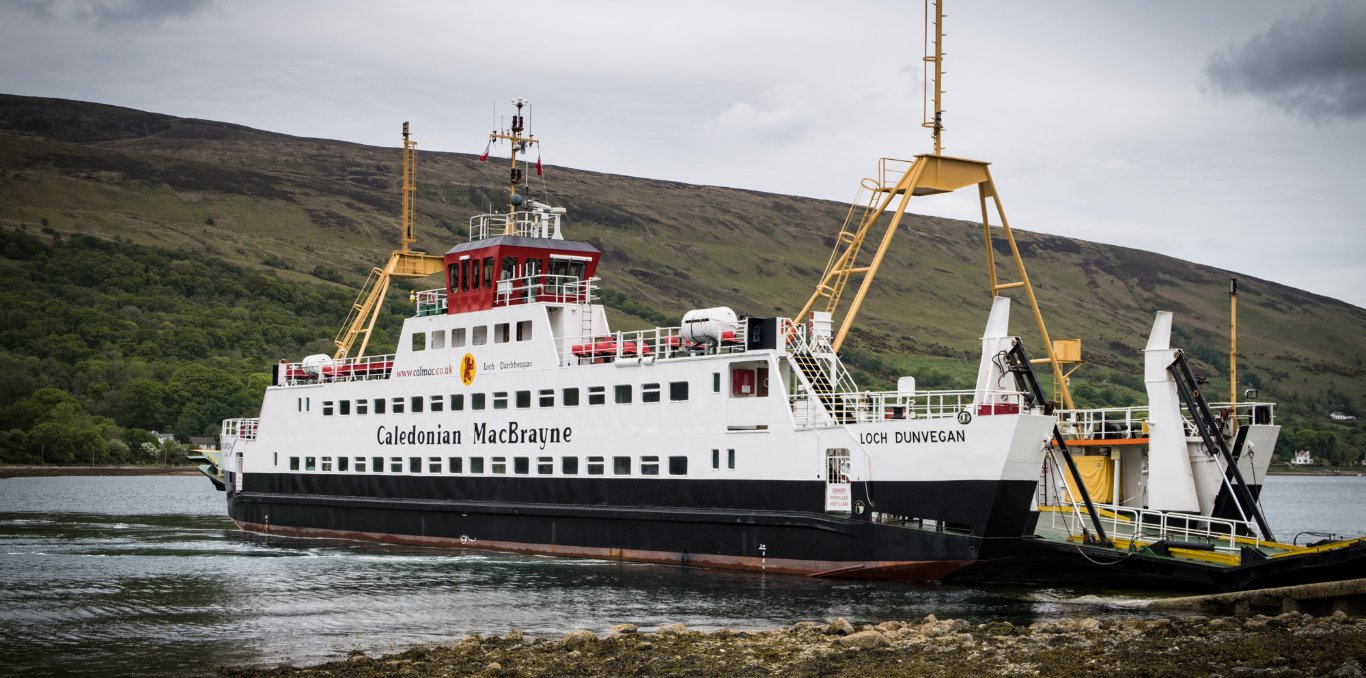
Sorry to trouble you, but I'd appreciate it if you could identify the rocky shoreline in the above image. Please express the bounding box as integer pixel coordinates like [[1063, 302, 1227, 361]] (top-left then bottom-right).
[[0, 465, 197, 478], [220, 611, 1366, 677]]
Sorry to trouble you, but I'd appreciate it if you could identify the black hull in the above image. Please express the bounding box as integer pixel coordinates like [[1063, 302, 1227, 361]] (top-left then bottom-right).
[[225, 473, 1038, 581], [952, 534, 1366, 593]]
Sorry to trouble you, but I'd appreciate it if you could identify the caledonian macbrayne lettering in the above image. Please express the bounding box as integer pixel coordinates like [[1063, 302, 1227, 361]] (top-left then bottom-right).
[[374, 422, 573, 450], [858, 430, 967, 445]]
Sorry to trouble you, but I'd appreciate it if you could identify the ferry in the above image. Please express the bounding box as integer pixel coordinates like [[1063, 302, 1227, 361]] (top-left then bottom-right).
[[196, 103, 1061, 581]]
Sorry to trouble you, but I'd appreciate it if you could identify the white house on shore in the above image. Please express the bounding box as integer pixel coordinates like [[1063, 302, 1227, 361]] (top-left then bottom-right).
[[1291, 450, 1314, 466]]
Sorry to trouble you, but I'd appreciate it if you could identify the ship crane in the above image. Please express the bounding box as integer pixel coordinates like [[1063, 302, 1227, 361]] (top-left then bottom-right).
[[797, 0, 1081, 410], [332, 122, 445, 360]]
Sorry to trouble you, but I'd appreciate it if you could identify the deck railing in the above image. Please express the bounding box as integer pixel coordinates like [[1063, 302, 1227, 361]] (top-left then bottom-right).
[[789, 388, 1029, 429], [1056, 400, 1276, 441], [219, 418, 259, 447], [559, 322, 750, 367], [1041, 501, 1261, 554], [469, 211, 563, 241], [277, 353, 396, 386]]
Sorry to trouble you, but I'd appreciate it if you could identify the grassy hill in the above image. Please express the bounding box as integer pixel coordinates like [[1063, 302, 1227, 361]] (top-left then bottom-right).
[[1, 94, 1361, 463]]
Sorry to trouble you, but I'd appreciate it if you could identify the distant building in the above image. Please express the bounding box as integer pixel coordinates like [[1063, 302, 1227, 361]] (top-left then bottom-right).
[[1291, 450, 1314, 466], [148, 431, 176, 444], [1329, 412, 1357, 422], [188, 436, 218, 450]]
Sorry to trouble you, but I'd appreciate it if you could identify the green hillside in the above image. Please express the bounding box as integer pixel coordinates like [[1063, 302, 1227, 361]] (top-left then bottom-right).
[[1, 94, 1361, 465]]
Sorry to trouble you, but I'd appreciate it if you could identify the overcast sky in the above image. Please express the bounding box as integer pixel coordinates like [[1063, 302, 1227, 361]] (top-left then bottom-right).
[[2, 1, 1364, 307]]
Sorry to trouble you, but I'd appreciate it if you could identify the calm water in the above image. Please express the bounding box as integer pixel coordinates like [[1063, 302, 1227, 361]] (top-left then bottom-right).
[[0, 474, 1361, 676]]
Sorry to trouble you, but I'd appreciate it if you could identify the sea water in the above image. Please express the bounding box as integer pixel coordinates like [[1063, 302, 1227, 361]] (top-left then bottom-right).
[[0, 474, 1360, 676]]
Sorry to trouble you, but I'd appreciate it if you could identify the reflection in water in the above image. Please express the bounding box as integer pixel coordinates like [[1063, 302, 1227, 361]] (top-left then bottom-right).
[[3, 474, 1354, 676]]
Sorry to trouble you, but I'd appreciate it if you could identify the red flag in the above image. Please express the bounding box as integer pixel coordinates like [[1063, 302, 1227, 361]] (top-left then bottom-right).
[[478, 139, 491, 162], [535, 153, 543, 176]]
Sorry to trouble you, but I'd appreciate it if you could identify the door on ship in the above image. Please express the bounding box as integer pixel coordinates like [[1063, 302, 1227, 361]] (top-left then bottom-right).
[[824, 448, 851, 515]]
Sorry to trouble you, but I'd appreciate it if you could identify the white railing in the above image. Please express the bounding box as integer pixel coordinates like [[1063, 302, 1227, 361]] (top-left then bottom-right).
[[220, 418, 259, 446], [415, 289, 447, 316], [1042, 501, 1261, 553], [494, 275, 598, 307], [1056, 400, 1276, 441], [469, 210, 562, 241], [789, 388, 1030, 429], [277, 354, 396, 386], [559, 322, 750, 366]]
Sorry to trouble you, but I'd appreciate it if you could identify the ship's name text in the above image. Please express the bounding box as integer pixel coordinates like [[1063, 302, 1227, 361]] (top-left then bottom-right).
[[472, 421, 572, 450], [859, 429, 966, 445]]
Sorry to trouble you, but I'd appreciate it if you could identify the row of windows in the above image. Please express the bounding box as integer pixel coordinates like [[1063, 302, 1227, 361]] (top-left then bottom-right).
[[320, 381, 691, 416], [288, 454, 691, 476], [447, 256, 588, 295], [413, 320, 533, 352]]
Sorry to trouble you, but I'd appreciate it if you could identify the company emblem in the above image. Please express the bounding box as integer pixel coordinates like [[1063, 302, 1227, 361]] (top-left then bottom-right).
[[460, 353, 477, 385]]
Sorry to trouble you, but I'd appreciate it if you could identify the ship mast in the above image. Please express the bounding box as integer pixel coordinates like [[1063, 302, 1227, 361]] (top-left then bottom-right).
[[797, 0, 1079, 409], [488, 98, 539, 232]]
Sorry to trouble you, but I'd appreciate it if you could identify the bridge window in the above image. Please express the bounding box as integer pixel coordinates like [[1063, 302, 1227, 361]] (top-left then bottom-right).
[[460, 259, 470, 291], [483, 257, 494, 287], [471, 259, 481, 288]]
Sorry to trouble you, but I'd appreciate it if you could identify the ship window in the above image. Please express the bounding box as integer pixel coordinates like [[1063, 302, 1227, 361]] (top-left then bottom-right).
[[514, 457, 529, 475], [642, 383, 661, 403], [390, 457, 402, 473], [494, 323, 510, 344], [713, 372, 721, 393], [355, 457, 366, 473], [410, 396, 424, 413], [483, 257, 494, 288], [453, 328, 467, 347], [339, 400, 350, 415], [356, 399, 368, 415], [321, 457, 333, 472], [411, 332, 426, 351], [491, 457, 507, 475], [587, 456, 604, 475], [473, 326, 488, 345], [588, 386, 605, 406], [613, 456, 631, 475], [711, 448, 719, 470], [448, 457, 462, 474], [516, 320, 532, 341], [614, 385, 632, 404], [501, 256, 516, 281], [305, 456, 316, 471], [670, 381, 689, 402], [429, 457, 441, 473], [432, 330, 446, 350], [460, 259, 470, 291], [374, 398, 386, 414], [728, 448, 736, 470], [297, 398, 303, 412], [289, 456, 300, 471], [430, 395, 444, 412], [537, 457, 553, 474], [338, 457, 349, 472], [669, 456, 688, 476], [471, 259, 481, 288], [472, 393, 486, 410], [372, 456, 384, 472], [641, 456, 660, 476], [274, 452, 278, 467], [493, 392, 508, 410], [409, 457, 421, 473], [561, 457, 579, 475], [515, 390, 531, 408], [450, 394, 465, 411], [322, 401, 334, 416], [538, 389, 554, 407], [562, 387, 580, 407], [470, 456, 485, 474], [391, 397, 405, 414]]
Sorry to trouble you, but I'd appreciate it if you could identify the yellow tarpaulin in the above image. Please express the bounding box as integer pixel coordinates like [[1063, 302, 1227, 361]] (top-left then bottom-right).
[[1063, 455, 1114, 504]]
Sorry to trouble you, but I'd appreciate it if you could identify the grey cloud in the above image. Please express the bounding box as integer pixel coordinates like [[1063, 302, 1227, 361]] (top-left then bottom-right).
[[1204, 0, 1366, 122], [0, 0, 211, 27]]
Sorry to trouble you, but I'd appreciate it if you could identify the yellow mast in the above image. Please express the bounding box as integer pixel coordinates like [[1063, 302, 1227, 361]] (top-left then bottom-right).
[[332, 121, 444, 360], [796, 0, 1079, 408]]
